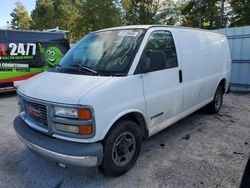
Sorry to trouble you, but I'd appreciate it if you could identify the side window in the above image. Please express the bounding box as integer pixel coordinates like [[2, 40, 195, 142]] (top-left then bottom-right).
[[139, 31, 178, 73]]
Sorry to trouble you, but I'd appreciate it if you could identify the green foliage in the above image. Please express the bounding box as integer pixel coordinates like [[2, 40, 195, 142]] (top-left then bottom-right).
[[157, 0, 180, 25], [230, 0, 250, 26], [10, 1, 32, 30], [52, 0, 81, 42], [180, 0, 234, 29], [31, 0, 55, 29], [77, 0, 123, 34], [124, 0, 159, 24], [31, 0, 80, 42], [9, 0, 250, 42], [123, 0, 178, 25], [30, 0, 122, 42], [180, 0, 223, 29]]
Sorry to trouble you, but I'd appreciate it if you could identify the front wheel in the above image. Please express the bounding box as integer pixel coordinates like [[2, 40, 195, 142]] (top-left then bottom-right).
[[208, 85, 223, 113], [99, 119, 142, 177]]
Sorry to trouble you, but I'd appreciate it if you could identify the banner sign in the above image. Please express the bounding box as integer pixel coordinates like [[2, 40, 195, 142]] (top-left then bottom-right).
[[0, 40, 69, 83]]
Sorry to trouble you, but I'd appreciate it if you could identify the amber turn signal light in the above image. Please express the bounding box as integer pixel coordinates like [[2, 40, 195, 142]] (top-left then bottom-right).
[[78, 109, 92, 120], [79, 125, 93, 135]]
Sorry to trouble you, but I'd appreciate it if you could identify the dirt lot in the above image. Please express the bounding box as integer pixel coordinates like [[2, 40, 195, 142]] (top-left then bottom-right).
[[0, 92, 249, 188]]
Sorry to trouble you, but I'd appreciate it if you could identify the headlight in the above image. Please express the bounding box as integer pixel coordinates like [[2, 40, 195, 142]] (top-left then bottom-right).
[[54, 123, 93, 135], [53, 106, 93, 136], [54, 123, 79, 134], [54, 106, 78, 118], [54, 106, 92, 120]]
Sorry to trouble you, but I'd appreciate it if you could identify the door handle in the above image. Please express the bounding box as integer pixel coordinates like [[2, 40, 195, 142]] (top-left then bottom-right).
[[179, 70, 183, 83]]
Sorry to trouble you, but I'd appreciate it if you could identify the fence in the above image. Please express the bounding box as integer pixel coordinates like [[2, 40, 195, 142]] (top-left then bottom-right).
[[215, 26, 250, 92]]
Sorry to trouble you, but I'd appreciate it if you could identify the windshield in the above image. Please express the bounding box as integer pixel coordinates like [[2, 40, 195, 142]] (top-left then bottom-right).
[[59, 29, 145, 76]]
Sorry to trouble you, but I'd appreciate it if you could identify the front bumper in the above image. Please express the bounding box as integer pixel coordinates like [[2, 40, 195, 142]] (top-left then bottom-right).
[[14, 116, 103, 167]]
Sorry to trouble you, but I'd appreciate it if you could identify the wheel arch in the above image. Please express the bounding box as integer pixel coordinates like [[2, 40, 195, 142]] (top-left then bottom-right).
[[100, 109, 149, 141], [218, 78, 226, 93]]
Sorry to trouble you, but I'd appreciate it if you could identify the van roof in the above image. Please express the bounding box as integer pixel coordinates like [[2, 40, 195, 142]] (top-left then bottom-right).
[[0, 29, 67, 42], [94, 25, 215, 33]]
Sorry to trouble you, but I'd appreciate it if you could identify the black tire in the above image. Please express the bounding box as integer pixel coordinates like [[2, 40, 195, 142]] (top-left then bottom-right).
[[99, 119, 142, 177], [208, 85, 223, 114]]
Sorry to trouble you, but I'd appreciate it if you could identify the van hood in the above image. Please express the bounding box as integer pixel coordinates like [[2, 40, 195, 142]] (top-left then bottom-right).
[[18, 72, 112, 104]]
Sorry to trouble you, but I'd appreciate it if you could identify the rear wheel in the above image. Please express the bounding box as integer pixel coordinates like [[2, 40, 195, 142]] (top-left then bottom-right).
[[208, 85, 223, 113], [99, 119, 142, 177]]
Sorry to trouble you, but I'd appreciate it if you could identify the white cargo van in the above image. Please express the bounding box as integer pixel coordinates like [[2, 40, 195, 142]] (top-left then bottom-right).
[[14, 25, 231, 176]]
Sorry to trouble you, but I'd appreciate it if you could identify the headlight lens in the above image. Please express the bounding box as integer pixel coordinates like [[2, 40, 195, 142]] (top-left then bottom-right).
[[54, 123, 79, 134], [53, 106, 92, 120], [54, 106, 78, 119], [54, 123, 93, 135]]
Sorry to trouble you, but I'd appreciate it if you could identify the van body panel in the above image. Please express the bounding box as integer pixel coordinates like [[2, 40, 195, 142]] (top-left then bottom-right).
[[18, 71, 113, 105], [78, 75, 147, 142], [174, 29, 231, 111], [140, 28, 184, 129], [148, 96, 213, 136], [142, 67, 183, 128]]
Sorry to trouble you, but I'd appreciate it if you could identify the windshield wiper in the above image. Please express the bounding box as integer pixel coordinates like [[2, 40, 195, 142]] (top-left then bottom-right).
[[109, 73, 127, 76], [70, 64, 100, 75]]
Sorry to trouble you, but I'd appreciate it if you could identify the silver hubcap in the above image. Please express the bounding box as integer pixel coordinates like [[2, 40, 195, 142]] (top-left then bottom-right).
[[215, 90, 222, 110], [112, 132, 136, 167]]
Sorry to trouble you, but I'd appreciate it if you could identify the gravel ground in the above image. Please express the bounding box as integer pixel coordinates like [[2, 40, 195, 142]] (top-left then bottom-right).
[[0, 92, 249, 188]]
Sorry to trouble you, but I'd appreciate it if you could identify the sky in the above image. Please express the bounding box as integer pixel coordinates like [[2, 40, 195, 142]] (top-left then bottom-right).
[[0, 0, 36, 27]]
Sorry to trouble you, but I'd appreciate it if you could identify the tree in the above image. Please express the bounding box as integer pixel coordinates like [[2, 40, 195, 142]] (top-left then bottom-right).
[[230, 0, 250, 26], [124, 0, 158, 24], [77, 0, 123, 34], [10, 1, 32, 30], [31, 0, 55, 29], [31, 0, 124, 42], [52, 0, 81, 42], [219, 0, 226, 28], [156, 0, 180, 25], [123, 0, 178, 25], [180, 0, 223, 29], [31, 0, 81, 42]]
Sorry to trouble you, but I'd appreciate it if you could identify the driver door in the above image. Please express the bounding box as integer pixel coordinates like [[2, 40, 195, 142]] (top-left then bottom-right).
[[140, 30, 183, 130]]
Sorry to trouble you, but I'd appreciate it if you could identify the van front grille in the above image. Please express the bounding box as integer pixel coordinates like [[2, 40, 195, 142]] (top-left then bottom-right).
[[23, 100, 48, 127]]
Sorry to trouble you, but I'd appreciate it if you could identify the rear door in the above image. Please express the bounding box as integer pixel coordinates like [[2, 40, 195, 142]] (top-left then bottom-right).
[[139, 30, 183, 129]]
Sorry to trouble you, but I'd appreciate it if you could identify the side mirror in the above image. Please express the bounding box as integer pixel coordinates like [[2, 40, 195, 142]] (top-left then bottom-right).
[[140, 50, 166, 73], [240, 157, 250, 188]]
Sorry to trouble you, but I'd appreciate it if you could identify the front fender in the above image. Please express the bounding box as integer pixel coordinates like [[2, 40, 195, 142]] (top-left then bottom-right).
[[99, 108, 149, 141]]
